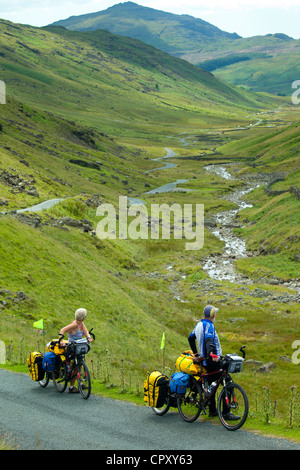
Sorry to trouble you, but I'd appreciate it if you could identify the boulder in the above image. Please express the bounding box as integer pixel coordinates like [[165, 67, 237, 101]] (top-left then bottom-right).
[[255, 362, 276, 373]]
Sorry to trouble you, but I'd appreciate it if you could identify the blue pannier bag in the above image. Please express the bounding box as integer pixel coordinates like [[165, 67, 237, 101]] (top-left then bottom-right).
[[42, 351, 56, 372], [169, 372, 190, 394]]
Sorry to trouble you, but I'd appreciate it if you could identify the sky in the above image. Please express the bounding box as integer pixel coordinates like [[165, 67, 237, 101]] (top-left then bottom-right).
[[0, 0, 299, 39]]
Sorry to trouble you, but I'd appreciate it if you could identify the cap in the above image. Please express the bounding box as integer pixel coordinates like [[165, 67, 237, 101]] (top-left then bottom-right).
[[203, 305, 219, 318]]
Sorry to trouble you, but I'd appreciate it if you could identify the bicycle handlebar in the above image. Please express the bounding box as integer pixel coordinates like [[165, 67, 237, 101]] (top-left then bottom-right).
[[89, 328, 95, 341], [210, 345, 246, 359], [210, 353, 219, 359], [240, 345, 246, 359], [58, 328, 95, 344]]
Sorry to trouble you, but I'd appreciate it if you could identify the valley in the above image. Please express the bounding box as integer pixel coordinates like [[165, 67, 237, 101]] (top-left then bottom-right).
[[0, 11, 299, 441]]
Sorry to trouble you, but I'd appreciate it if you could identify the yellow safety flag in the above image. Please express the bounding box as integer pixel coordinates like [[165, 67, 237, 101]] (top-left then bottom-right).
[[33, 319, 44, 330], [160, 332, 165, 350]]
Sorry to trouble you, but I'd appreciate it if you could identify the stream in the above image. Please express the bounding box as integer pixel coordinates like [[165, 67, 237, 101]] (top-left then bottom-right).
[[128, 147, 191, 205], [202, 164, 260, 283], [129, 148, 261, 284]]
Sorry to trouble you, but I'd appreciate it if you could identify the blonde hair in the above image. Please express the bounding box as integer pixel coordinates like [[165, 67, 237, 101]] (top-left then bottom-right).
[[75, 308, 87, 321]]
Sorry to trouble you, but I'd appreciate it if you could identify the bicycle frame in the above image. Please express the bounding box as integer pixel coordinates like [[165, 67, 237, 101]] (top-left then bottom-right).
[[65, 352, 86, 382], [193, 369, 227, 410], [193, 345, 246, 408]]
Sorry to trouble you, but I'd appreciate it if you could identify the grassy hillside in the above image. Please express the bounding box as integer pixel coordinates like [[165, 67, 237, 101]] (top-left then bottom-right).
[[0, 97, 148, 211], [0, 18, 276, 144], [211, 47, 300, 96]]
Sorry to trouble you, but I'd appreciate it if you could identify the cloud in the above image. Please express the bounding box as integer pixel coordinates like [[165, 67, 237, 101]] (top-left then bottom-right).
[[141, 0, 299, 18], [152, 0, 300, 7]]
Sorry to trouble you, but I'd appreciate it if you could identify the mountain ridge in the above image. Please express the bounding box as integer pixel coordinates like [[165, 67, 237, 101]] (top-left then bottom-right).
[[50, 1, 241, 54]]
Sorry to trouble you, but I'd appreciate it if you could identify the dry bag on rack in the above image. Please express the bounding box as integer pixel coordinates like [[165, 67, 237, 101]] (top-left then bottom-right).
[[144, 370, 169, 408], [176, 350, 206, 375], [46, 339, 67, 356], [27, 351, 45, 381]]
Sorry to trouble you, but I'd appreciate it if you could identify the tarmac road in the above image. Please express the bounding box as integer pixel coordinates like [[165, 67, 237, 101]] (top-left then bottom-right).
[[0, 369, 299, 452]]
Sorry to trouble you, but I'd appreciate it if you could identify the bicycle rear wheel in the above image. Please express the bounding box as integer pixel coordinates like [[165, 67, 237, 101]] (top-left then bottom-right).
[[152, 394, 171, 416], [218, 382, 248, 431], [39, 372, 50, 388], [52, 361, 68, 393], [77, 361, 91, 399], [177, 382, 202, 423]]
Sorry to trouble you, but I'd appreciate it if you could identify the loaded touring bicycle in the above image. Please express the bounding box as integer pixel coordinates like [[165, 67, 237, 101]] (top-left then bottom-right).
[[144, 346, 248, 431], [27, 329, 95, 399]]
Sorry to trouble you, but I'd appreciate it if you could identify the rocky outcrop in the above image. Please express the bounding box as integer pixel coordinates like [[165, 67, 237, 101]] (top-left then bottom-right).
[[290, 185, 300, 200], [264, 171, 286, 196], [69, 159, 103, 170], [0, 169, 39, 197]]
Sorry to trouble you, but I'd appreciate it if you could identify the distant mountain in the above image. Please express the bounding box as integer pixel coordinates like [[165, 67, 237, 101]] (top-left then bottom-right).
[[50, 1, 241, 55]]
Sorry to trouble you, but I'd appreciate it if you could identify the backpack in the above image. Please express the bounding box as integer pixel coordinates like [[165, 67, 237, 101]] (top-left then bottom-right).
[[42, 351, 57, 372], [144, 370, 169, 408], [169, 372, 190, 394], [27, 351, 45, 381]]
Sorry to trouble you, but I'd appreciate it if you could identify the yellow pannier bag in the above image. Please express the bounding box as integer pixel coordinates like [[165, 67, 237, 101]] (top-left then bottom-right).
[[27, 351, 45, 381], [144, 370, 169, 408], [176, 350, 206, 375]]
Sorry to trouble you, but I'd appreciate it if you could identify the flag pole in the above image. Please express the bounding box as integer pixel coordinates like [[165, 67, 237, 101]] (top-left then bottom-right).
[[160, 332, 165, 373]]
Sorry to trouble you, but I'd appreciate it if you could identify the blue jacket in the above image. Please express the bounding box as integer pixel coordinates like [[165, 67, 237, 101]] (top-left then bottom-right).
[[188, 319, 222, 366]]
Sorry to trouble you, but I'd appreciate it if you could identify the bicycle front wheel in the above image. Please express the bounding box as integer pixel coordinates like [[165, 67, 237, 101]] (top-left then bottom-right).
[[52, 362, 68, 393], [218, 382, 248, 431], [177, 382, 202, 423], [77, 361, 91, 399]]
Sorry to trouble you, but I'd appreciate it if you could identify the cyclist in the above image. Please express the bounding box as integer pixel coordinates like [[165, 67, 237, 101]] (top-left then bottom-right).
[[188, 305, 236, 418], [59, 308, 93, 393]]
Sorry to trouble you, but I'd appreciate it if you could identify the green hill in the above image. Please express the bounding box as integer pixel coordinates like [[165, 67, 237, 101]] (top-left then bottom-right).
[[0, 18, 273, 142], [194, 35, 300, 96], [51, 1, 240, 55]]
